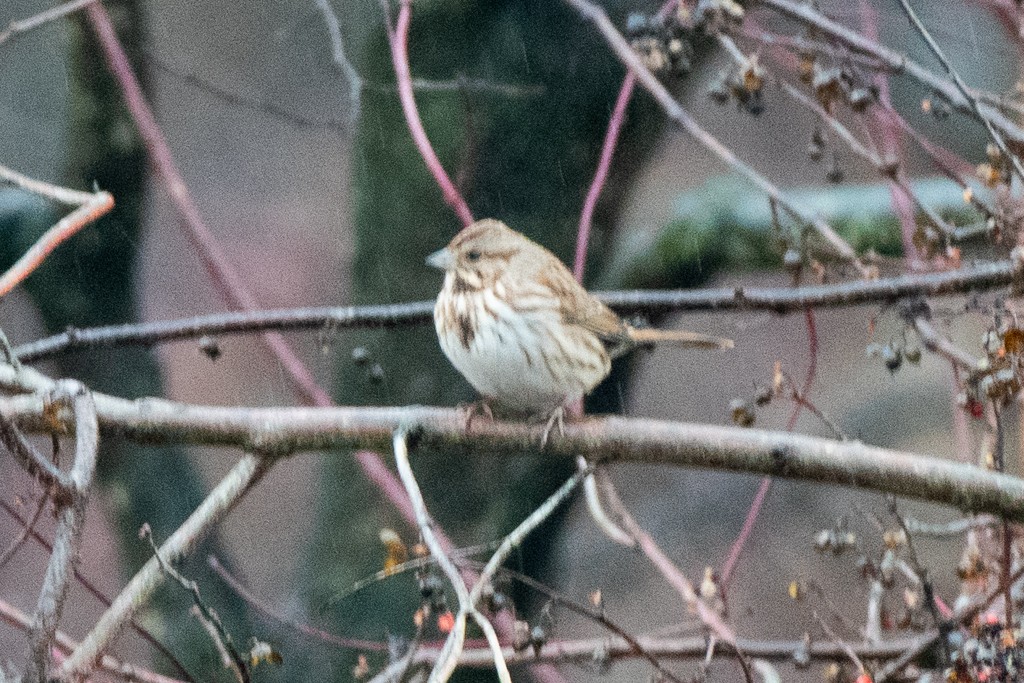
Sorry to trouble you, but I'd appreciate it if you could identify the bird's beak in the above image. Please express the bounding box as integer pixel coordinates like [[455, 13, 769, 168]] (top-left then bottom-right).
[[426, 247, 454, 270]]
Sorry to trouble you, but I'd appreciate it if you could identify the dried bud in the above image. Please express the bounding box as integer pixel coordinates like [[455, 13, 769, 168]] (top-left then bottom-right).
[[729, 397, 755, 427], [198, 335, 221, 361]]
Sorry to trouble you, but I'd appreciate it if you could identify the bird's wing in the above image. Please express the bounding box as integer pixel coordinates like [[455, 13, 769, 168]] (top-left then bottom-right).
[[537, 257, 630, 345]]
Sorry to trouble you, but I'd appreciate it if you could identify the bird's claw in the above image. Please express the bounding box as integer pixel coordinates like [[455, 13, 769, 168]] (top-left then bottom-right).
[[538, 406, 565, 448], [456, 399, 494, 432]]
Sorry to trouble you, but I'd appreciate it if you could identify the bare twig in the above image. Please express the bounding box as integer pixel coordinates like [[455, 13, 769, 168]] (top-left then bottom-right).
[[0, 413, 72, 496], [0, 499, 196, 681], [313, 0, 363, 118], [911, 316, 981, 372], [392, 428, 509, 683], [0, 488, 49, 569], [563, 0, 873, 278], [22, 383, 98, 683], [760, 0, 1024, 145], [895, 0, 1024, 183], [0, 598, 186, 683], [874, 563, 1024, 682], [59, 453, 274, 679], [15, 259, 1024, 363], [141, 526, 249, 682], [83, 3, 333, 408], [903, 514, 996, 536], [208, 555, 388, 651], [611, 499, 753, 682], [580, 460, 634, 546], [574, 73, 636, 281], [0, 0, 97, 46], [0, 164, 114, 299], [388, 0, 474, 227], [722, 309, 819, 588], [468, 469, 588, 608], [812, 611, 865, 674]]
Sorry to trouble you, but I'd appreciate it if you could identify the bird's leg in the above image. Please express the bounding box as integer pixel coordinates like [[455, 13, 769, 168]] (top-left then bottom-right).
[[456, 399, 495, 432], [538, 405, 565, 448]]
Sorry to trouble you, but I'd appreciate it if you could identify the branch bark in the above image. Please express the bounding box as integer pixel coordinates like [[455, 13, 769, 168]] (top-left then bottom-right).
[[12, 259, 1021, 362], [2, 365, 1024, 522], [21, 383, 98, 683]]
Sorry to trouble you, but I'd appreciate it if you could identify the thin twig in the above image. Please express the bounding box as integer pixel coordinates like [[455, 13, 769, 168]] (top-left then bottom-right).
[[722, 309, 819, 588], [610, 498, 754, 682], [0, 498, 196, 682], [0, 164, 114, 298], [208, 555, 389, 651], [760, 0, 1024, 145], [911, 316, 981, 372], [580, 460, 634, 546], [812, 611, 865, 674], [0, 488, 49, 569], [903, 514, 996, 536], [22, 383, 98, 683], [468, 469, 588, 608], [0, 598, 186, 683], [573, 72, 636, 281], [388, 0, 474, 227], [0, 412, 72, 497], [15, 258, 1024, 362], [895, 0, 1024, 183], [392, 428, 510, 683], [141, 526, 249, 682], [313, 0, 363, 118], [84, 3, 333, 409], [0, 0, 98, 46], [874, 563, 1024, 682], [59, 453, 274, 679], [563, 0, 873, 278]]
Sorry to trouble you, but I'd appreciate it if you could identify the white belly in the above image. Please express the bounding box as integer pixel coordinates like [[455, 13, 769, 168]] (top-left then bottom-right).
[[435, 286, 610, 414]]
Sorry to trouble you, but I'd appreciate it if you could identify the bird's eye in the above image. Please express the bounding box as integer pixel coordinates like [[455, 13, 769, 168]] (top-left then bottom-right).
[[467, 249, 482, 262]]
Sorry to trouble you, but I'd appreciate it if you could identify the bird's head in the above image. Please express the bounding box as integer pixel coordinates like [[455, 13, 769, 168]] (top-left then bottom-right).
[[426, 219, 536, 290]]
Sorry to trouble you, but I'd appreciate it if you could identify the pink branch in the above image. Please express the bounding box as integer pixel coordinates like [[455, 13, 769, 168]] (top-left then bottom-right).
[[573, 74, 636, 281], [858, 0, 919, 266], [721, 309, 818, 588], [391, 0, 474, 228], [85, 3, 429, 553]]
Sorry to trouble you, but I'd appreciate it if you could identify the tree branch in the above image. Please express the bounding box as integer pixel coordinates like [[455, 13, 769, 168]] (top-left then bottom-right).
[[58, 453, 274, 679], [21, 382, 98, 683], [562, 0, 873, 278], [759, 0, 1024, 145], [12, 259, 1021, 362], [3, 365, 1024, 522]]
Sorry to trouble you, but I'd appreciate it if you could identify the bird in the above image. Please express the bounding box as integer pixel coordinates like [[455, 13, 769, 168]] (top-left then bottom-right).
[[427, 219, 732, 428]]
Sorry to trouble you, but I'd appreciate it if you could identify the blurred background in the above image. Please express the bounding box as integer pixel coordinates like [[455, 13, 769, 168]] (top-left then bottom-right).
[[0, 0, 1018, 681]]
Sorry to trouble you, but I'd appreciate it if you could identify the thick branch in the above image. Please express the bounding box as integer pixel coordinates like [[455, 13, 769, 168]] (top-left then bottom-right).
[[13, 259, 1021, 362], [2, 367, 1024, 521]]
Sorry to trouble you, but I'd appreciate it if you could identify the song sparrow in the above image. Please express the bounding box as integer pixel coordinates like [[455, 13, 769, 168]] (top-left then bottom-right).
[[427, 219, 732, 421]]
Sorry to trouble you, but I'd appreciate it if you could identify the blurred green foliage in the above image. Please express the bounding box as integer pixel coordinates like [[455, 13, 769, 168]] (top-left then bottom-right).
[[600, 177, 986, 290]]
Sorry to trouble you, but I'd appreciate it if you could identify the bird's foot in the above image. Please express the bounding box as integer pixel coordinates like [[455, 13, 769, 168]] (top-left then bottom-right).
[[456, 399, 494, 432], [538, 405, 566, 448]]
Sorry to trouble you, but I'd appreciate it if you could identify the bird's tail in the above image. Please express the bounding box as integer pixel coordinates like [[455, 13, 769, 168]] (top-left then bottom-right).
[[627, 326, 734, 350]]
